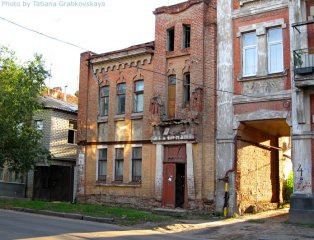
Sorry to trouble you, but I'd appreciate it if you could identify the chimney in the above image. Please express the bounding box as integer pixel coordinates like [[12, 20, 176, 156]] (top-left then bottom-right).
[[64, 85, 68, 102]]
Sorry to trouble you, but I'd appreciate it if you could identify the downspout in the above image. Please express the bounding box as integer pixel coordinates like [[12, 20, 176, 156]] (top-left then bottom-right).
[[219, 135, 237, 216], [83, 58, 91, 203]]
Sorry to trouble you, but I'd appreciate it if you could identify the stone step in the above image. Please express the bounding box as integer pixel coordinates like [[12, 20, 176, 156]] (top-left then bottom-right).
[[152, 208, 188, 217]]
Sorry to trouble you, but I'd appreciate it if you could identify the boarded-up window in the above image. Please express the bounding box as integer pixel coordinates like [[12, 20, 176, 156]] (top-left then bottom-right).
[[98, 148, 107, 181], [168, 75, 176, 118], [132, 147, 142, 182], [115, 148, 124, 181]]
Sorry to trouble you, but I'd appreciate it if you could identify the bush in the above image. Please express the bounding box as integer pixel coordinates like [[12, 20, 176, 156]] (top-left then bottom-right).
[[284, 171, 294, 202]]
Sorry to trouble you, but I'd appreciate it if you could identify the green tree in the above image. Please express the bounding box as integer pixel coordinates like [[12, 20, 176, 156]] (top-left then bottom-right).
[[0, 46, 50, 175]]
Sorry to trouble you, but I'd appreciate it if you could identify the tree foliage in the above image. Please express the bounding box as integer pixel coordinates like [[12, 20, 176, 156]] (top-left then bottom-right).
[[0, 46, 51, 174]]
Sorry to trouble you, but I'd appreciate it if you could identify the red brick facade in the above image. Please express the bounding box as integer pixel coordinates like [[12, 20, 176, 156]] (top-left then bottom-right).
[[77, 0, 217, 210]]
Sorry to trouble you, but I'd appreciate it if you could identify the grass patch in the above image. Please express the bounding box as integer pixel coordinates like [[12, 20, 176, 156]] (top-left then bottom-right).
[[0, 198, 172, 225]]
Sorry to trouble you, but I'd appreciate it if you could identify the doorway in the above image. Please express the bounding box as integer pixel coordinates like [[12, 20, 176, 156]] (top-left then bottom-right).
[[162, 145, 187, 208]]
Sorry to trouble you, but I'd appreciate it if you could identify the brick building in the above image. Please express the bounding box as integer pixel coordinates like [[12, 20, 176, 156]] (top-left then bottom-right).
[[216, 0, 292, 215], [0, 89, 78, 201], [290, 0, 314, 223], [77, 0, 217, 210], [28, 93, 78, 202]]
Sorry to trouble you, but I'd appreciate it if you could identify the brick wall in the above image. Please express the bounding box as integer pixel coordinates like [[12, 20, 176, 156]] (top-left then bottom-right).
[[237, 124, 279, 213], [34, 108, 77, 160], [77, 0, 217, 209]]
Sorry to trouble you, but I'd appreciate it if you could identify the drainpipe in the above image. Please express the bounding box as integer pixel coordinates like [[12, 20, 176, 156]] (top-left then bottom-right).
[[219, 135, 237, 217]]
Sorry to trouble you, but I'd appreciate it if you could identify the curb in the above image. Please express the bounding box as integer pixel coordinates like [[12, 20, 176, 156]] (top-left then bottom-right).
[[11, 207, 114, 223]]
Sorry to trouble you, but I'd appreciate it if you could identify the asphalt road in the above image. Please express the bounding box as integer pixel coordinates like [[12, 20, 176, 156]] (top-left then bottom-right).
[[0, 209, 206, 240]]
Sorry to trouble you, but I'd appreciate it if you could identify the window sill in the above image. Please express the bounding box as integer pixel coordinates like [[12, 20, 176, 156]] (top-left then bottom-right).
[[166, 49, 190, 59], [98, 116, 108, 123], [96, 181, 141, 187], [114, 115, 125, 121], [238, 70, 287, 82], [131, 112, 143, 120]]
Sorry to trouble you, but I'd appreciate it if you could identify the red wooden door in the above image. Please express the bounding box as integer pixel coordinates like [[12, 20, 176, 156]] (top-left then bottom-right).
[[162, 163, 176, 208]]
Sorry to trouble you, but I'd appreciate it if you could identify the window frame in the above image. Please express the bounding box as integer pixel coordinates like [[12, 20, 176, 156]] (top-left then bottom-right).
[[114, 147, 124, 182], [67, 119, 77, 144], [183, 73, 190, 106], [133, 80, 144, 113], [167, 75, 176, 119], [131, 147, 142, 183], [182, 24, 191, 49], [100, 85, 110, 116], [98, 148, 107, 181], [242, 31, 257, 77], [116, 83, 126, 115], [34, 120, 44, 131], [267, 27, 283, 74], [167, 27, 175, 51]]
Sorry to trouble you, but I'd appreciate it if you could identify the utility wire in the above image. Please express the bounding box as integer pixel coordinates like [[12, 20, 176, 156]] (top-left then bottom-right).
[[0, 16, 88, 51], [0, 15, 291, 101]]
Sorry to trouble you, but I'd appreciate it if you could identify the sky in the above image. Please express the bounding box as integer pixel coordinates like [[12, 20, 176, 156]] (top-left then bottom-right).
[[0, 0, 184, 95]]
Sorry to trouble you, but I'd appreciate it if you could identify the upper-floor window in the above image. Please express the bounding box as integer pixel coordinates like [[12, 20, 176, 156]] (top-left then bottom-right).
[[114, 147, 124, 181], [167, 75, 176, 118], [268, 28, 283, 74], [132, 147, 142, 183], [182, 24, 191, 48], [68, 119, 77, 144], [34, 120, 43, 131], [243, 32, 257, 76], [98, 148, 107, 181], [100, 86, 109, 116], [133, 80, 144, 113], [167, 27, 175, 51], [183, 73, 190, 106], [116, 83, 126, 115]]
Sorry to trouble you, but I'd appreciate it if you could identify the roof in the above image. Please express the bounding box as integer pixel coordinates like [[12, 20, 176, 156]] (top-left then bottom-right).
[[89, 41, 154, 60], [38, 96, 78, 113]]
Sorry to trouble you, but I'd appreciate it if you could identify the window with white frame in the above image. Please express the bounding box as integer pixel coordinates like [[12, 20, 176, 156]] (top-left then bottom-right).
[[114, 148, 124, 181], [68, 120, 77, 144], [243, 32, 257, 76], [132, 147, 142, 182], [116, 83, 126, 115], [34, 120, 43, 131], [100, 86, 109, 116], [98, 148, 107, 181], [268, 28, 283, 74], [133, 80, 144, 113]]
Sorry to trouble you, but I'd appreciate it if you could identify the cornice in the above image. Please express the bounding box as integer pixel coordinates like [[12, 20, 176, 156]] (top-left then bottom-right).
[[90, 49, 153, 73], [153, 0, 207, 15]]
